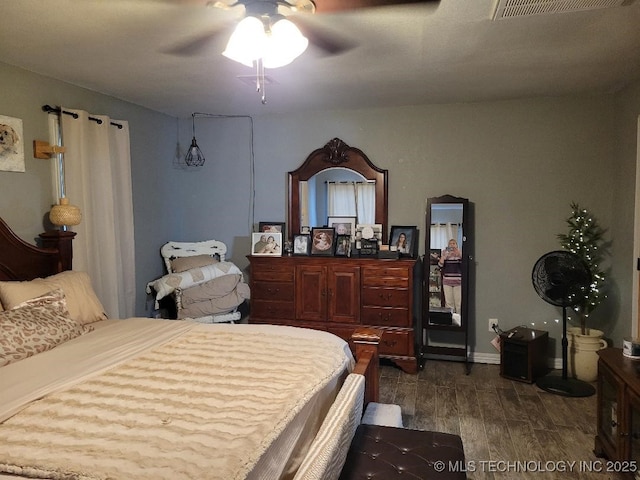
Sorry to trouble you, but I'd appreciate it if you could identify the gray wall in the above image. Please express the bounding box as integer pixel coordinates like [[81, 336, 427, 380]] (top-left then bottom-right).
[[0, 62, 176, 316], [2, 60, 639, 362]]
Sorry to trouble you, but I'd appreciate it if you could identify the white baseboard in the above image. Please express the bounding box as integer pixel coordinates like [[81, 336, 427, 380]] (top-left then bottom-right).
[[466, 352, 562, 369]]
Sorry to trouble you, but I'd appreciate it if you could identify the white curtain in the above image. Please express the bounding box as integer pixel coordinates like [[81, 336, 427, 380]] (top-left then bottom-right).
[[299, 180, 310, 227], [430, 223, 461, 251], [356, 182, 375, 225], [59, 108, 135, 319], [327, 182, 375, 224]]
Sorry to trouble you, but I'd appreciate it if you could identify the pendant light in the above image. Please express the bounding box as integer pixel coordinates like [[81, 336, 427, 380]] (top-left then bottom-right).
[[185, 114, 205, 167]]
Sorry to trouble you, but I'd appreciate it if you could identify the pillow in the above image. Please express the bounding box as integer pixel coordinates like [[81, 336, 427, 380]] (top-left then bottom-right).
[[14, 287, 71, 317], [0, 271, 107, 325], [170, 254, 218, 273], [0, 298, 89, 367]]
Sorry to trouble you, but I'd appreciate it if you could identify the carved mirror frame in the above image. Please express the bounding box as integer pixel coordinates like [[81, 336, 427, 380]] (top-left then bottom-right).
[[288, 138, 388, 241]]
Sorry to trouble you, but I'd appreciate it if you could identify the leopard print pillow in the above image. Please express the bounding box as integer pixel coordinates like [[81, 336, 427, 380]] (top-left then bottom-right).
[[0, 289, 91, 367]]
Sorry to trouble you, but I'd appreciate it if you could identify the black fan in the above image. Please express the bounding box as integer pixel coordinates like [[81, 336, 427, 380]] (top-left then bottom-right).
[[532, 250, 595, 397]]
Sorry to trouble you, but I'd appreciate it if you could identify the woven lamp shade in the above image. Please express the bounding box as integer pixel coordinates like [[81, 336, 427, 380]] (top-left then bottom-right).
[[49, 197, 82, 227]]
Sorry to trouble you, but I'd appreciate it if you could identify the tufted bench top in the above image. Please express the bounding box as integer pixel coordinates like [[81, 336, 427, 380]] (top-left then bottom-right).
[[339, 424, 467, 480]]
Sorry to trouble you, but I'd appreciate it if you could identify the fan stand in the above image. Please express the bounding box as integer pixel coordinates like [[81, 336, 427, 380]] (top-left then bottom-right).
[[535, 306, 595, 397]]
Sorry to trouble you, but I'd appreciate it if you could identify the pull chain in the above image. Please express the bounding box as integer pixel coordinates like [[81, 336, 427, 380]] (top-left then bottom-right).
[[255, 58, 267, 104]]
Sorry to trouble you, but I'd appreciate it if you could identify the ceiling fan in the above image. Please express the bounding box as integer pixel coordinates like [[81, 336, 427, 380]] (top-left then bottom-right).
[[166, 0, 440, 59]]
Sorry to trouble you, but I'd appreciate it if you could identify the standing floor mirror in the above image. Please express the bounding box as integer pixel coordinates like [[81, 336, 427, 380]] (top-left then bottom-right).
[[423, 194, 471, 373]]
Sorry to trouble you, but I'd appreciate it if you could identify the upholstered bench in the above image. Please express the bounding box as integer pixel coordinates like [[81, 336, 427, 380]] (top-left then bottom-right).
[[292, 374, 466, 480], [339, 424, 467, 480]]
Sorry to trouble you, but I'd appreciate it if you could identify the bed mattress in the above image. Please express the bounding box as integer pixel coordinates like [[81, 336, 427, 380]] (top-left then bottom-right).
[[0, 319, 354, 480]]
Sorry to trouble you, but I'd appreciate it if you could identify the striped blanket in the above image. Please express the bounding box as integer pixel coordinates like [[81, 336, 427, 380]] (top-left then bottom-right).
[[0, 321, 352, 480]]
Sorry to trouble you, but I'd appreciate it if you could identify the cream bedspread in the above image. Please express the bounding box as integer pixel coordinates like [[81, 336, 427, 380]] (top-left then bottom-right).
[[0, 319, 354, 480]]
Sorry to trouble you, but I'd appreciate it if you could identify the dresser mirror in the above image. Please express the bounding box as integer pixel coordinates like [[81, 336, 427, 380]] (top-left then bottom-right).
[[288, 138, 388, 241], [423, 194, 470, 371]]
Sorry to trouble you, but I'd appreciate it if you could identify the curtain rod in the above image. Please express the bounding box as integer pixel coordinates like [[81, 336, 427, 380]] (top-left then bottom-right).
[[325, 180, 375, 184], [42, 105, 123, 129]]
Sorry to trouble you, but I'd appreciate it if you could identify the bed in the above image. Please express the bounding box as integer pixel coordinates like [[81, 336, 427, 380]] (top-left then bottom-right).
[[146, 239, 250, 324], [0, 217, 379, 480]]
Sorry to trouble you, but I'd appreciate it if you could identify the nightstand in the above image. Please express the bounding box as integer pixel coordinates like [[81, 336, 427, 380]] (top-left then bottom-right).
[[500, 327, 548, 383]]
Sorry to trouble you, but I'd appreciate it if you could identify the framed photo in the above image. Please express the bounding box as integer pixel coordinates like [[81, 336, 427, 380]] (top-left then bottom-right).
[[293, 234, 311, 256], [301, 225, 310, 235], [252, 232, 282, 256], [327, 216, 356, 242], [0, 115, 25, 172], [334, 234, 351, 257], [355, 224, 383, 245], [310, 228, 335, 256], [389, 226, 418, 258], [258, 222, 286, 240]]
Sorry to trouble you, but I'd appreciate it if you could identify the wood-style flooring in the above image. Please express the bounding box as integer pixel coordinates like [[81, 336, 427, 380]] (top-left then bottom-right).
[[378, 359, 629, 480]]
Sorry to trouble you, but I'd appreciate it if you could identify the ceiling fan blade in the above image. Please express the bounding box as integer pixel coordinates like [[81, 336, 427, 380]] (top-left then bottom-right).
[[312, 0, 439, 13], [162, 28, 227, 56], [294, 16, 356, 55], [161, 0, 242, 56]]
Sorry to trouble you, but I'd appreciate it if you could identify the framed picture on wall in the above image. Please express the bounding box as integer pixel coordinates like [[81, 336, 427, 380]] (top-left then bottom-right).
[[0, 115, 25, 172], [252, 232, 282, 256], [389, 226, 418, 258], [310, 228, 335, 256], [293, 234, 311, 256]]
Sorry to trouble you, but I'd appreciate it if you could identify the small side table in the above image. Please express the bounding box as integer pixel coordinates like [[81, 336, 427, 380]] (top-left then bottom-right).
[[500, 327, 548, 383]]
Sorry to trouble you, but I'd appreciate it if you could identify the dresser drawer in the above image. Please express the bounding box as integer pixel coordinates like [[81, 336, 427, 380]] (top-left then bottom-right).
[[251, 265, 294, 282], [252, 281, 294, 301], [362, 266, 409, 288], [251, 300, 295, 320], [361, 306, 410, 327], [379, 328, 413, 356], [361, 287, 409, 308]]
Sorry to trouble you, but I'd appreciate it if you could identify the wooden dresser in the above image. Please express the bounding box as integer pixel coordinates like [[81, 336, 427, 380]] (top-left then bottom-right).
[[248, 255, 421, 373], [595, 348, 640, 470]]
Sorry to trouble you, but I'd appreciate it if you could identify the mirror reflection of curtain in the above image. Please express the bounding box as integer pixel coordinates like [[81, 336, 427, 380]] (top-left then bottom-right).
[[430, 223, 462, 250], [327, 181, 375, 224], [300, 180, 310, 227]]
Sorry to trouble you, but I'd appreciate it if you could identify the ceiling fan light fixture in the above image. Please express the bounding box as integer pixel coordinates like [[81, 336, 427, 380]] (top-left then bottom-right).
[[222, 16, 266, 67], [263, 17, 309, 68], [222, 15, 308, 69]]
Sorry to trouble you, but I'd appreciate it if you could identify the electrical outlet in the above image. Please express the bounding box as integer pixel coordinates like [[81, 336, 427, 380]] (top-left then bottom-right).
[[489, 318, 498, 332]]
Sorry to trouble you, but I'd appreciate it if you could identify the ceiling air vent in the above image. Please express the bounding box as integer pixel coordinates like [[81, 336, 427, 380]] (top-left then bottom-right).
[[493, 0, 636, 19]]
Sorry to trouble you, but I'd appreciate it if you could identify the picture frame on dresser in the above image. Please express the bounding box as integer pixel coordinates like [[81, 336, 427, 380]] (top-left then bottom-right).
[[327, 216, 356, 242], [310, 228, 335, 256], [335, 234, 351, 257], [251, 232, 282, 256], [258, 222, 285, 239], [389, 225, 418, 258], [293, 234, 311, 256]]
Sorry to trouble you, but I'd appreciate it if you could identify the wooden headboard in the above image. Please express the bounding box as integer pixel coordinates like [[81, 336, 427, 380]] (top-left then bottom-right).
[[0, 217, 75, 281]]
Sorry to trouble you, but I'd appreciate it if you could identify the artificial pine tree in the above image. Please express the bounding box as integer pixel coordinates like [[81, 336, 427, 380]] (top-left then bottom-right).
[[557, 202, 607, 335]]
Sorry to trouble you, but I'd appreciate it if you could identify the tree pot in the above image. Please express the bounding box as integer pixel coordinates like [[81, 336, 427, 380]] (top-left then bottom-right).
[[567, 327, 608, 383]]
